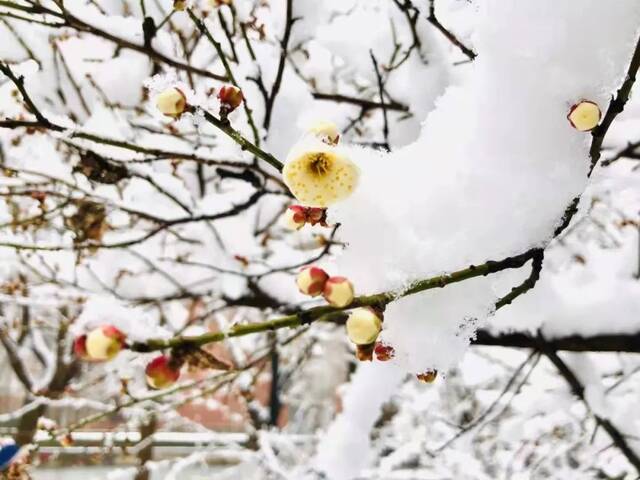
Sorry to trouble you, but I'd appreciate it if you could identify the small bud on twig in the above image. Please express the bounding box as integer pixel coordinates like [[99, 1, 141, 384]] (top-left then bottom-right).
[[567, 100, 601, 132]]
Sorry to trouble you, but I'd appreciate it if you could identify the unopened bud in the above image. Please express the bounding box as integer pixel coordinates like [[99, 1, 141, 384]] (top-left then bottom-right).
[[323, 276, 354, 308], [567, 100, 601, 132], [296, 266, 329, 297], [218, 85, 243, 112], [346, 307, 382, 345], [283, 205, 306, 230], [85, 325, 126, 362], [156, 87, 187, 117], [145, 355, 181, 389]]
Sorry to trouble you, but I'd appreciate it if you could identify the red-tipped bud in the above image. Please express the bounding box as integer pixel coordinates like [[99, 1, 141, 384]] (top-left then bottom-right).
[[567, 100, 601, 132], [283, 205, 307, 230], [374, 342, 395, 362], [322, 276, 354, 308], [73, 334, 90, 360], [85, 325, 126, 362], [296, 266, 329, 297], [145, 355, 181, 390], [416, 369, 438, 384], [218, 85, 243, 112]]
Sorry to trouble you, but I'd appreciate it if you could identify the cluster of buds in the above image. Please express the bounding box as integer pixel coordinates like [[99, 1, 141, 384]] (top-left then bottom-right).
[[145, 354, 182, 390], [155, 84, 244, 121], [567, 100, 601, 132], [74, 325, 126, 362], [218, 85, 243, 118], [283, 205, 327, 230], [296, 266, 355, 308]]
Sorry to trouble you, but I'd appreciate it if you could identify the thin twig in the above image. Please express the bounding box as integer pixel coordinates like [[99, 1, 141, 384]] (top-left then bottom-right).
[[427, 0, 476, 61]]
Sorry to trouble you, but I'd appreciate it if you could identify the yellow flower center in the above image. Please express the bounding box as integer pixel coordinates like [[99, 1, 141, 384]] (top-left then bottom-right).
[[308, 153, 331, 176]]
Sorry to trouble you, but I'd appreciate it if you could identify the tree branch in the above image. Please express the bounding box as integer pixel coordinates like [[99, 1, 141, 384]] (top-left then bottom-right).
[[131, 248, 540, 352], [541, 343, 640, 475], [427, 0, 476, 61], [473, 330, 640, 353], [263, 0, 294, 130]]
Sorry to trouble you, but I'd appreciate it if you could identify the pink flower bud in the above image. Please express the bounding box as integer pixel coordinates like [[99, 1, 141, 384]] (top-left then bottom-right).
[[283, 205, 307, 230], [322, 276, 354, 308], [296, 266, 329, 297], [218, 85, 243, 111], [85, 325, 126, 362], [145, 355, 181, 389]]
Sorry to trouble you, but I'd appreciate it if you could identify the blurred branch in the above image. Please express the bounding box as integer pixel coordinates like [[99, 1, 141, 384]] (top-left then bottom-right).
[[186, 8, 261, 145], [370, 51, 390, 150], [433, 351, 540, 453], [601, 139, 640, 166], [0, 61, 53, 127], [0, 328, 33, 392], [0, 1, 227, 80], [473, 330, 640, 353], [263, 0, 295, 130], [312, 92, 409, 112], [541, 343, 640, 475]]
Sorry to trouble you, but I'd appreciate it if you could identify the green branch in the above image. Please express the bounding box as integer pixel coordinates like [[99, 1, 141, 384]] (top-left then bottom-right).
[[197, 107, 283, 172], [130, 248, 540, 352]]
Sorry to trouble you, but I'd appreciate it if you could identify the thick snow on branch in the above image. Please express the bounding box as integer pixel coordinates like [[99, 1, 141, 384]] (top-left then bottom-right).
[[315, 1, 640, 478]]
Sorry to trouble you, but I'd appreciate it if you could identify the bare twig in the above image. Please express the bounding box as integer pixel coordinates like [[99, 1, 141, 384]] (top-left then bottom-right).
[[427, 0, 476, 61]]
